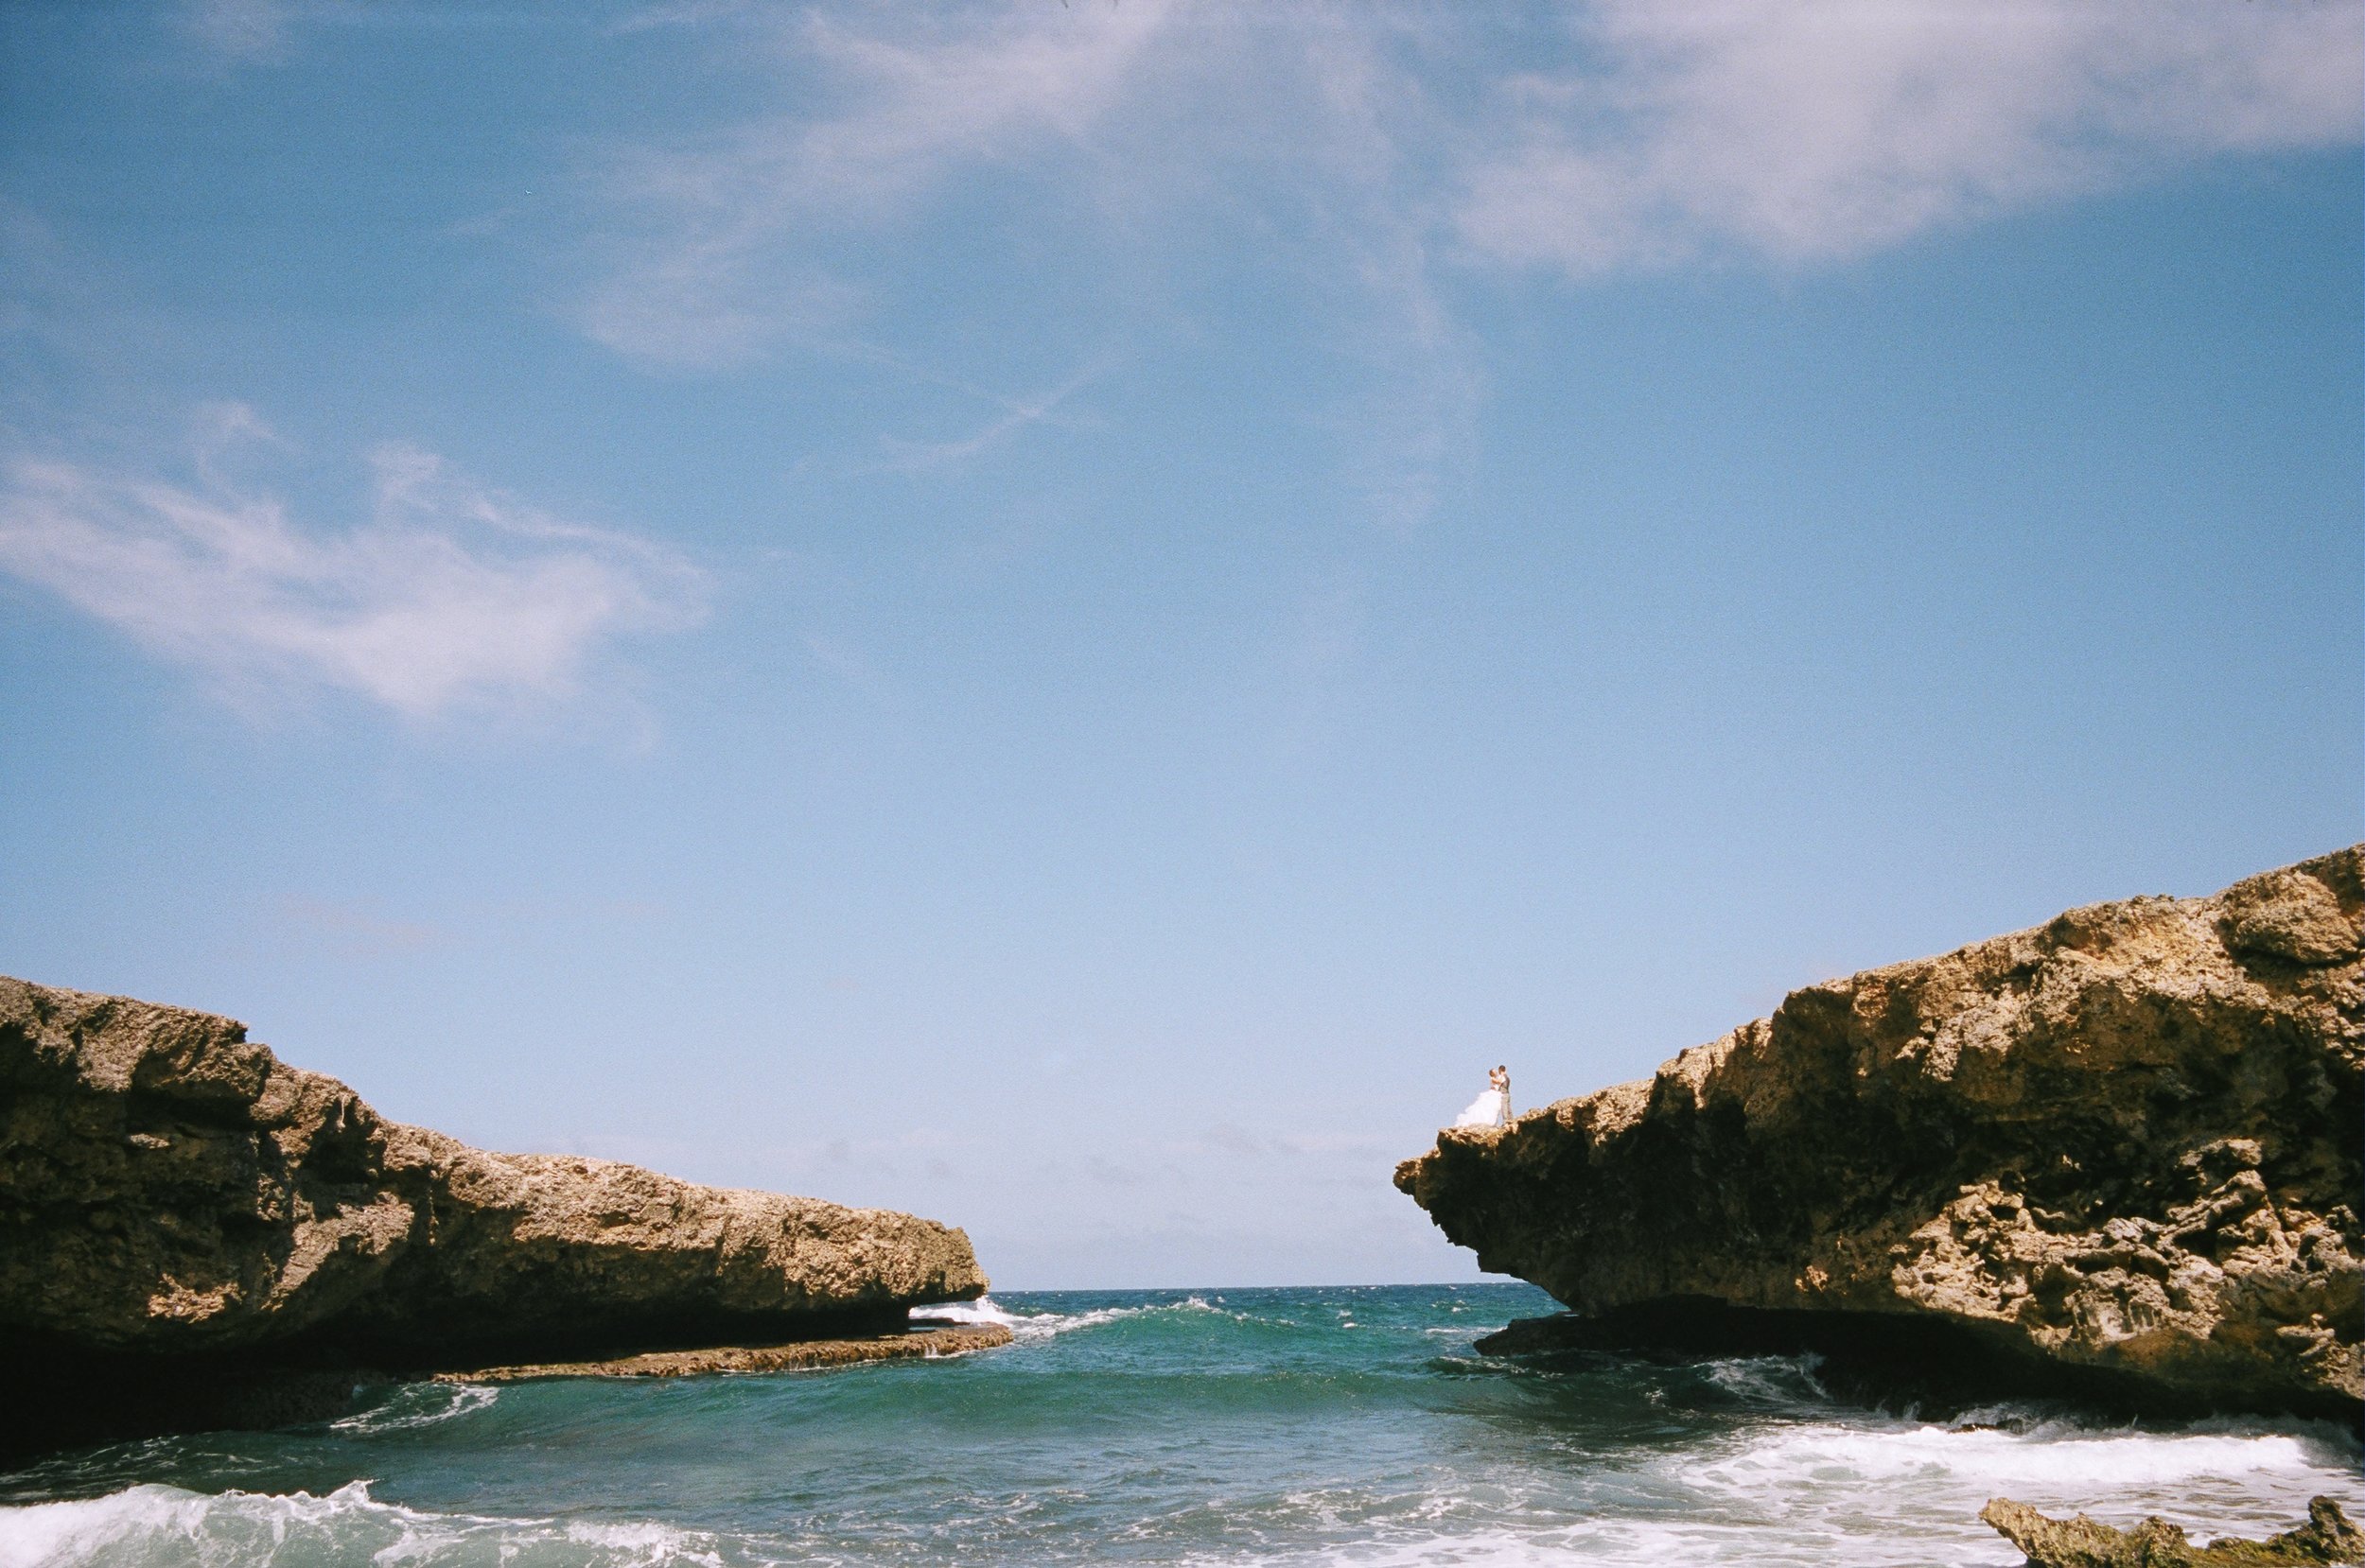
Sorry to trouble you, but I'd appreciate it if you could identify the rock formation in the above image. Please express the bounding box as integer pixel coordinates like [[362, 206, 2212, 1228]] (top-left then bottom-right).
[[1981, 1496, 2364, 1567], [1395, 849, 2364, 1416], [432, 1321, 1015, 1383], [0, 976, 990, 1458]]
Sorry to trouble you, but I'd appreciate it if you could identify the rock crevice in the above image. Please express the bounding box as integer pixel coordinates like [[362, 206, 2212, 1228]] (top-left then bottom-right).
[[1395, 850, 2364, 1416]]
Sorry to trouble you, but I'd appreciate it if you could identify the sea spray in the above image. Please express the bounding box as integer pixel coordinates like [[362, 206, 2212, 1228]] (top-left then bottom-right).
[[5, 1285, 2357, 1568]]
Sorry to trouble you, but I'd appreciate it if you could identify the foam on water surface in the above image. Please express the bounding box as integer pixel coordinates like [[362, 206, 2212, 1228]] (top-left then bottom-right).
[[6, 1285, 2357, 1568], [0, 1483, 751, 1568], [329, 1384, 499, 1437]]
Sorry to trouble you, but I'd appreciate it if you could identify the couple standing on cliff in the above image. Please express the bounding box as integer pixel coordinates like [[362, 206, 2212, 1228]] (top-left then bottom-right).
[[1453, 1066, 1511, 1129]]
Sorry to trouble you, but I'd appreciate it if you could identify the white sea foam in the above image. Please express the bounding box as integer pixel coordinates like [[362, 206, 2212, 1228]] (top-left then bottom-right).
[[1658, 1415, 2365, 1564], [1170, 1418, 2365, 1567], [1700, 1419, 2352, 1493], [916, 1294, 1247, 1345], [0, 1482, 755, 1568], [329, 1381, 499, 1435], [9, 1419, 2359, 1568], [9, 1287, 2358, 1568], [1006, 1303, 1154, 1342], [909, 1296, 1020, 1328], [1209, 1525, 1961, 1567]]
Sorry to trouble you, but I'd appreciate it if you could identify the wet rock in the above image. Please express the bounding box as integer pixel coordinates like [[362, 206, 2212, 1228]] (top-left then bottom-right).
[[1395, 849, 2364, 1416], [1980, 1495, 2364, 1566], [0, 976, 989, 1456], [433, 1321, 1014, 1382]]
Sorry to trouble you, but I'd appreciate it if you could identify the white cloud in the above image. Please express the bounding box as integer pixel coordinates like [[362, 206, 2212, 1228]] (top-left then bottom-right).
[[587, 2, 2364, 325], [580, 2, 1172, 368], [0, 408, 705, 720], [1456, 0, 2365, 275], [570, 1, 2358, 529], [579, 4, 1480, 523]]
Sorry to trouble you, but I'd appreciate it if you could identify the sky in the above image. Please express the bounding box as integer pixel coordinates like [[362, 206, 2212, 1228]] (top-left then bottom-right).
[[0, 0, 2357, 1290]]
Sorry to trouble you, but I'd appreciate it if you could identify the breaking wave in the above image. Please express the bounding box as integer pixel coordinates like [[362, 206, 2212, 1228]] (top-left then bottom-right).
[[0, 1481, 747, 1568], [328, 1382, 499, 1436], [6, 1286, 2357, 1568]]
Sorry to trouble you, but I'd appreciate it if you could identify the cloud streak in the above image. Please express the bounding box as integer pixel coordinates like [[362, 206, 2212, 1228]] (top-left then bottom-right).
[[580, 2, 1171, 369], [0, 407, 706, 720], [865, 360, 1109, 474], [577, 4, 1485, 524], [1456, 0, 2364, 275], [570, 2, 2357, 532]]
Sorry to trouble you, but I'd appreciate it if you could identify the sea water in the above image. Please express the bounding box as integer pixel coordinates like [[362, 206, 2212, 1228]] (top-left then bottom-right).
[[1, 1283, 2356, 1567]]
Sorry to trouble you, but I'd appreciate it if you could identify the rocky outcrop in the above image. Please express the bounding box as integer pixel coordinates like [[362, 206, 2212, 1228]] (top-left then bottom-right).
[[1395, 849, 2364, 1416], [1981, 1496, 2364, 1566], [433, 1321, 1015, 1383], [0, 976, 990, 1456]]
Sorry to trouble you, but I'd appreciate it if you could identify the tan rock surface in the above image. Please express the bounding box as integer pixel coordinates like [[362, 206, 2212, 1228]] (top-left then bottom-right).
[[1980, 1495, 2364, 1566], [433, 1322, 1014, 1382], [0, 976, 988, 1452], [1395, 849, 2364, 1415]]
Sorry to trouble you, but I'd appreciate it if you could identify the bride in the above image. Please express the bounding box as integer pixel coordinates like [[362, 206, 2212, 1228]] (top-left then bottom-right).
[[1452, 1065, 1511, 1129]]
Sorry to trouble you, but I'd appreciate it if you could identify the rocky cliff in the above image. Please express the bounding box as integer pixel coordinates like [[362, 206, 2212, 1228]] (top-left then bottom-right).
[[0, 976, 989, 1455], [1395, 849, 2364, 1417]]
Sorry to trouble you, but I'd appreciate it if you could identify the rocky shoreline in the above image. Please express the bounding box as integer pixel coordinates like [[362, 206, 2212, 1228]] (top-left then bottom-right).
[[433, 1320, 1015, 1383], [1983, 1495, 2364, 1567], [0, 976, 993, 1462], [1397, 849, 2364, 1419]]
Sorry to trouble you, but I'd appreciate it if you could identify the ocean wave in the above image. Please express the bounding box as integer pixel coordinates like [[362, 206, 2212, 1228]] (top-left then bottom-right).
[[1703, 1419, 2356, 1491], [328, 1381, 499, 1436], [9, 1285, 2356, 1568], [909, 1297, 1021, 1329], [1697, 1353, 1831, 1406], [916, 1294, 1251, 1346], [1169, 1522, 2002, 1568], [1667, 1412, 2365, 1555], [0, 1481, 755, 1568]]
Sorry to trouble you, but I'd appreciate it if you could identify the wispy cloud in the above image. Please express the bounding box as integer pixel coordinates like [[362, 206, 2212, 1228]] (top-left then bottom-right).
[[579, 2, 1171, 369], [570, 1, 2361, 527], [865, 360, 1109, 474], [577, 4, 1478, 520], [1456, 0, 2365, 275], [180, 0, 296, 61], [0, 406, 706, 720]]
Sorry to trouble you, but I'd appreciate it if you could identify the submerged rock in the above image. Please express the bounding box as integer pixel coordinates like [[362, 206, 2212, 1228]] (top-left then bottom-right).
[[1395, 849, 2364, 1416], [0, 976, 989, 1456], [1980, 1495, 2364, 1566]]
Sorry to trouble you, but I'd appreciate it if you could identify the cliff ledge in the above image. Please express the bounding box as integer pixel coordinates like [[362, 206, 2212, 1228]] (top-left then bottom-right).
[[1395, 849, 2363, 1416], [0, 976, 988, 1457]]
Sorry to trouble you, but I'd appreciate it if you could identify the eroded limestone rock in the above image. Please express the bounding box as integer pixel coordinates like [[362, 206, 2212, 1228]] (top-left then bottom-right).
[[1980, 1495, 2364, 1566], [0, 976, 988, 1453], [432, 1321, 1015, 1383], [1395, 849, 2364, 1415]]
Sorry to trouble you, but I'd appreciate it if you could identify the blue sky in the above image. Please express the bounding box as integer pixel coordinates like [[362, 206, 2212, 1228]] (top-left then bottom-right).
[[1, 1, 2357, 1288]]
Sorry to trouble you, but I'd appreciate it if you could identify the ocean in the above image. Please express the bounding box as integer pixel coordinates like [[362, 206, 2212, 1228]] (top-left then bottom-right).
[[2, 1283, 2356, 1567]]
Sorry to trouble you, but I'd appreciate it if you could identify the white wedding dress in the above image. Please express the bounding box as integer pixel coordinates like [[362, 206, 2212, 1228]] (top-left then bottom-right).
[[1452, 1083, 1509, 1129]]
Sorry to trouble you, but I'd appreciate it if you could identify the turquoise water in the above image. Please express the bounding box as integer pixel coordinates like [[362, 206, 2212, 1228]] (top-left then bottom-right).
[[2, 1284, 2357, 1567]]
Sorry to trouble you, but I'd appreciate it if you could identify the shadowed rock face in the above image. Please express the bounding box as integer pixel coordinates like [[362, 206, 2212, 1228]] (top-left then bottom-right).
[[0, 976, 988, 1452], [1395, 850, 2364, 1417]]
